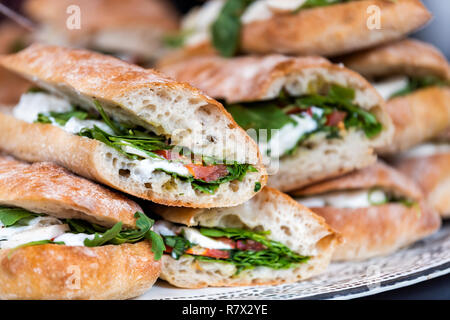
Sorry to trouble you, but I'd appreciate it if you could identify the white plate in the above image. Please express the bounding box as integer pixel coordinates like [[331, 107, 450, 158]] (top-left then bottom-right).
[[138, 221, 450, 300]]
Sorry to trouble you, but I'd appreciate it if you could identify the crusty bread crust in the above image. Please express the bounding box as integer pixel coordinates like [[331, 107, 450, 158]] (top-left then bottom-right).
[[291, 161, 423, 201], [340, 39, 450, 81], [311, 203, 440, 261], [394, 153, 450, 218], [0, 242, 160, 300], [0, 45, 266, 207], [155, 187, 341, 288], [0, 155, 141, 228], [378, 86, 450, 154], [161, 54, 393, 191], [291, 162, 441, 260]]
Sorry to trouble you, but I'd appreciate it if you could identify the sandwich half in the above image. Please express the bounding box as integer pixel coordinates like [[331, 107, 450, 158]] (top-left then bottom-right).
[[160, 0, 430, 64], [0, 44, 266, 208], [0, 155, 163, 300], [393, 142, 450, 218], [151, 187, 340, 288], [292, 162, 441, 261], [24, 0, 179, 65], [341, 39, 450, 154], [161, 54, 393, 192]]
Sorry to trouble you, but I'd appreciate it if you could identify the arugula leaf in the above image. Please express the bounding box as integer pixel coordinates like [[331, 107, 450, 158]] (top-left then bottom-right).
[[196, 227, 309, 274], [390, 76, 450, 98], [93, 100, 124, 135], [227, 103, 295, 141], [7, 240, 65, 259], [0, 207, 38, 227], [163, 30, 193, 48], [301, 0, 350, 9], [35, 109, 90, 126], [84, 222, 123, 247], [163, 235, 193, 259], [147, 230, 166, 260], [69, 212, 164, 260], [211, 0, 254, 57]]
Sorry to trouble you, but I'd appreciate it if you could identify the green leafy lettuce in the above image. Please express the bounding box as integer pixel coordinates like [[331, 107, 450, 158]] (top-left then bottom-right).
[[0, 207, 39, 227], [390, 76, 450, 98], [161, 226, 309, 274]]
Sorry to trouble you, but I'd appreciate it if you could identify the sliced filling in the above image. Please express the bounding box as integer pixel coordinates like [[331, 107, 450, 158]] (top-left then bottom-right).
[[12, 90, 258, 195], [154, 220, 309, 274], [226, 85, 382, 159], [372, 75, 450, 100], [172, 0, 355, 56], [296, 188, 418, 209], [0, 206, 164, 259]]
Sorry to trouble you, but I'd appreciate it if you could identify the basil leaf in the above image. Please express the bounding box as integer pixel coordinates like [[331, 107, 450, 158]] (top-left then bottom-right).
[[211, 0, 254, 57], [0, 207, 38, 227], [254, 182, 262, 192]]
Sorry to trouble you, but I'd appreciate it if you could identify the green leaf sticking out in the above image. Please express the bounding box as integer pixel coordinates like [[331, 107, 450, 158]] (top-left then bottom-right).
[[0, 207, 39, 227]]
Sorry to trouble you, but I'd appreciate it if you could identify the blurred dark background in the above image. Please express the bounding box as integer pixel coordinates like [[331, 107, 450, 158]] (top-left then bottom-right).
[[0, 0, 449, 58]]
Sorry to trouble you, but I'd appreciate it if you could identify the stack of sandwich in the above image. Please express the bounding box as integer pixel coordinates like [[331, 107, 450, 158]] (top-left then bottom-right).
[[159, 0, 445, 263], [0, 0, 446, 300]]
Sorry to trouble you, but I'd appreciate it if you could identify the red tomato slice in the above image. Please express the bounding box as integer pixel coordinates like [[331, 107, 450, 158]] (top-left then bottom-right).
[[186, 247, 231, 259], [326, 111, 347, 126], [185, 164, 229, 182], [236, 240, 266, 251], [154, 150, 185, 161], [215, 237, 236, 249]]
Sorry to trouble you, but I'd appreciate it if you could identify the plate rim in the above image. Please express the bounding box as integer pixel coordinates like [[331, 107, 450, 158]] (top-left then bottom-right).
[[300, 261, 450, 300]]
